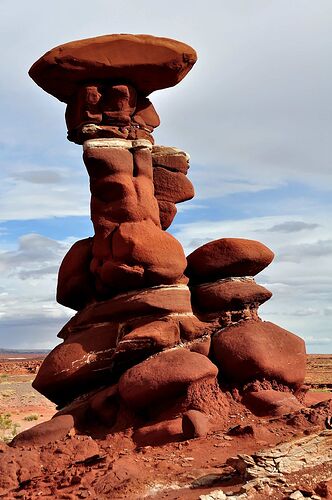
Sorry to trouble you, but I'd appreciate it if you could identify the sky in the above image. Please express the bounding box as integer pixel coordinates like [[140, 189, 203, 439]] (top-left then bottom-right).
[[0, 0, 331, 353]]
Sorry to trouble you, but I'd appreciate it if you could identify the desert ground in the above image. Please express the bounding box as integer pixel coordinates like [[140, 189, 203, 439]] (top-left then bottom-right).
[[0, 353, 331, 499]]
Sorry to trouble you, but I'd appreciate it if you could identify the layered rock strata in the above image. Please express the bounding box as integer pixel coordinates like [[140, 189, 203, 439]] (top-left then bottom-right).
[[13, 33, 308, 447]]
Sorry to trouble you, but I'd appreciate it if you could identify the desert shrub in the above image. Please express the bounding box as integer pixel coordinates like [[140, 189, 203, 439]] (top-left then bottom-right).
[[24, 414, 39, 421], [0, 413, 20, 443], [0, 413, 13, 430]]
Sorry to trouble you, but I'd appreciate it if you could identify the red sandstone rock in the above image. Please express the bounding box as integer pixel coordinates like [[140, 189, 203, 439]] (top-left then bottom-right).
[[186, 238, 274, 282], [89, 384, 119, 427], [111, 219, 187, 286], [84, 146, 160, 225], [212, 320, 306, 388], [66, 285, 193, 332], [29, 34, 197, 102], [116, 318, 181, 353], [133, 418, 183, 446], [191, 277, 272, 312], [152, 146, 189, 174], [0, 448, 18, 494], [57, 237, 95, 311], [188, 336, 211, 357], [132, 96, 160, 130], [118, 348, 218, 409], [65, 84, 102, 133], [315, 479, 332, 498], [0, 447, 41, 495], [182, 409, 210, 439], [178, 315, 214, 341], [242, 390, 303, 417], [33, 323, 119, 404], [102, 84, 137, 124], [11, 415, 75, 447], [305, 391, 332, 406], [153, 167, 194, 203], [83, 142, 188, 291], [158, 200, 177, 230]]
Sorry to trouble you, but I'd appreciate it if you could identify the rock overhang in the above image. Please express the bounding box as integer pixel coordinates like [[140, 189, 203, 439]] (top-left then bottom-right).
[[29, 33, 197, 102]]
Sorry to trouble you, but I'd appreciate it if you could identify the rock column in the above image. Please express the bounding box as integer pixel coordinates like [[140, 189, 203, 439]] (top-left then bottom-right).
[[16, 33, 308, 447]]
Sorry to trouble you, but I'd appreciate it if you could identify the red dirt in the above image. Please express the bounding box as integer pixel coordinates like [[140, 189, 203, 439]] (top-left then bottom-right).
[[0, 354, 331, 499]]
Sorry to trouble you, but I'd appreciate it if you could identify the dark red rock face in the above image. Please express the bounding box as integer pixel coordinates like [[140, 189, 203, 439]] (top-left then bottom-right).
[[191, 277, 272, 313], [60, 285, 193, 334], [118, 348, 218, 409], [157, 200, 177, 230], [242, 390, 303, 417], [186, 238, 274, 282], [153, 167, 194, 204], [212, 320, 306, 388], [57, 238, 95, 311], [20, 34, 309, 455], [66, 84, 160, 145], [29, 34, 197, 102], [182, 409, 210, 439], [152, 146, 189, 174], [32, 323, 119, 405], [11, 415, 75, 447], [84, 143, 187, 295]]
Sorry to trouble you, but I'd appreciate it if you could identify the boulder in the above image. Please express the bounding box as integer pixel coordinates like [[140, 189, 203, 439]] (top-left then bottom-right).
[[57, 237, 95, 311], [186, 238, 274, 282], [153, 167, 194, 203], [119, 348, 218, 409], [11, 415, 75, 447], [316, 479, 332, 499], [110, 219, 187, 286], [89, 384, 119, 427], [33, 322, 119, 405], [61, 285, 193, 337], [84, 145, 160, 225], [242, 390, 303, 417], [157, 200, 177, 230], [178, 315, 214, 341], [132, 96, 160, 130], [29, 34, 197, 102], [116, 317, 181, 353], [212, 320, 306, 388], [133, 418, 183, 446], [182, 410, 210, 439], [191, 277, 272, 312], [152, 146, 189, 174], [187, 336, 211, 357]]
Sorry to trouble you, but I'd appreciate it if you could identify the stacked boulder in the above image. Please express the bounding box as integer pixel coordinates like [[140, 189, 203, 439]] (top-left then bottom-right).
[[12, 33, 307, 447], [187, 238, 306, 416]]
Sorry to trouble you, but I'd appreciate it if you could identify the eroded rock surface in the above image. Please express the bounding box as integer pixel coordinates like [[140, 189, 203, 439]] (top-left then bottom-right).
[[7, 33, 311, 475]]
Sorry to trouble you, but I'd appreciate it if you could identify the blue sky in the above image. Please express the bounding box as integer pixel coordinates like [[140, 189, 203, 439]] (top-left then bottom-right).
[[0, 0, 331, 353]]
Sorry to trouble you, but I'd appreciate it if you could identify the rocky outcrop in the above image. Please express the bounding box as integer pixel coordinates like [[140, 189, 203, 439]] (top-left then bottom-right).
[[212, 320, 306, 388], [13, 33, 308, 447], [186, 238, 274, 283]]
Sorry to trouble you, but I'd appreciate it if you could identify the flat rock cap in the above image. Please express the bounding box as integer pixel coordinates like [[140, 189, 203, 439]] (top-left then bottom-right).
[[29, 34, 197, 102]]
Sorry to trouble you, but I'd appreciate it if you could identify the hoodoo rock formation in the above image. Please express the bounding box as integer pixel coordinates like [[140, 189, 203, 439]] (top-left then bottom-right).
[[12, 34, 308, 449]]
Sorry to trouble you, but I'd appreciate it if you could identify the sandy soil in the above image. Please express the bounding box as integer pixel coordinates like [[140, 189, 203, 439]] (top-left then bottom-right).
[[0, 357, 55, 440], [0, 354, 331, 499]]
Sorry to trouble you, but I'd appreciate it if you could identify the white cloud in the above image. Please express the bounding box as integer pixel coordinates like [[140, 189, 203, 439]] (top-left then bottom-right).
[[0, 234, 73, 344], [266, 221, 321, 233], [0, 1, 331, 220], [11, 170, 63, 184], [0, 162, 90, 221], [0, 1, 331, 352]]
